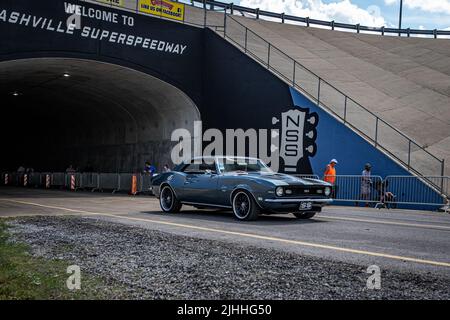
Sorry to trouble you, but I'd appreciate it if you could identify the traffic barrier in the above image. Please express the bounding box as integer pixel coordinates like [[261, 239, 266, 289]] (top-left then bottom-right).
[[325, 175, 384, 205], [98, 173, 120, 193], [0, 170, 448, 210], [139, 174, 153, 194], [15, 173, 22, 186], [64, 173, 83, 191], [80, 173, 100, 191], [51, 173, 66, 188], [116, 173, 134, 193], [383, 176, 447, 207], [27, 172, 41, 188]]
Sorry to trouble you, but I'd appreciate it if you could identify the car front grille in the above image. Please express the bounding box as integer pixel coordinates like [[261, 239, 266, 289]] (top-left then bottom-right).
[[284, 186, 325, 197]]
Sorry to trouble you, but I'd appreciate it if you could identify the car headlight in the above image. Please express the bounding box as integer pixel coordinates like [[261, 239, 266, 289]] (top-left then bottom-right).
[[324, 187, 331, 196], [276, 187, 284, 197]]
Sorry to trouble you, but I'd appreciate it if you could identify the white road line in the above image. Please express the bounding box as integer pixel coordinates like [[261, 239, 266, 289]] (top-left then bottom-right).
[[1, 198, 450, 268], [319, 215, 450, 230]]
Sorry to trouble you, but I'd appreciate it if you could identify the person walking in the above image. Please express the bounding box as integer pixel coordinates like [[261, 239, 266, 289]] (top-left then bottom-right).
[[359, 163, 372, 207], [324, 159, 338, 198]]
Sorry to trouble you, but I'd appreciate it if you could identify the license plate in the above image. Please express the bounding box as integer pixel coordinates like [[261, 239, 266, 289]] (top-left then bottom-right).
[[299, 202, 312, 210]]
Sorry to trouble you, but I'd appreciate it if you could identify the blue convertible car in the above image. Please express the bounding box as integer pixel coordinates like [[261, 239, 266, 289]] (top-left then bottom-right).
[[151, 156, 333, 221]]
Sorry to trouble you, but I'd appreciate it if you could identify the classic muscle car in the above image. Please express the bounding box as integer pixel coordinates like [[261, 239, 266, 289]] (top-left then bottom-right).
[[151, 156, 333, 221]]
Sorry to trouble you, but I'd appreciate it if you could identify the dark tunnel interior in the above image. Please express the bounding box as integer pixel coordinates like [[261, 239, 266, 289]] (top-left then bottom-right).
[[0, 58, 200, 173]]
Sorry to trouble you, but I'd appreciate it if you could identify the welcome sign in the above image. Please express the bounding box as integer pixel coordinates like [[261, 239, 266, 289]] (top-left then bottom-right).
[[139, 0, 185, 22]]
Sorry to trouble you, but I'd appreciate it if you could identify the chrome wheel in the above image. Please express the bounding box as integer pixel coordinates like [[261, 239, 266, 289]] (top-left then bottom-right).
[[233, 191, 251, 219], [160, 186, 174, 211]]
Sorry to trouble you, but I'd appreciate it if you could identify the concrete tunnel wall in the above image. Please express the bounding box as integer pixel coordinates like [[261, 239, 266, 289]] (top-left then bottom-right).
[[0, 58, 200, 172]]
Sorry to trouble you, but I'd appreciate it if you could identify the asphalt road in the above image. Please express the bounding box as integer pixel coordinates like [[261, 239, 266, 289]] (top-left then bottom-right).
[[1, 186, 450, 278]]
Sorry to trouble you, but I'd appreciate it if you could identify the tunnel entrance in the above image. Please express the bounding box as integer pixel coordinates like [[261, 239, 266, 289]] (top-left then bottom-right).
[[0, 57, 200, 173]]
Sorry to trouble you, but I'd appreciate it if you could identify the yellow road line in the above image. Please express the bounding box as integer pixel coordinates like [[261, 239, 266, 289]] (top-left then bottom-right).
[[1, 198, 450, 268], [320, 215, 450, 231]]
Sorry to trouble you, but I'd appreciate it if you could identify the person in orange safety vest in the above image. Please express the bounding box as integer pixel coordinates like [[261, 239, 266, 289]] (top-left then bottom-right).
[[324, 159, 338, 198], [323, 159, 338, 184]]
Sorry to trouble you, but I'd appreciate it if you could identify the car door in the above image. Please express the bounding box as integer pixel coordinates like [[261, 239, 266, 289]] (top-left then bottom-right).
[[181, 162, 219, 204], [215, 174, 235, 207]]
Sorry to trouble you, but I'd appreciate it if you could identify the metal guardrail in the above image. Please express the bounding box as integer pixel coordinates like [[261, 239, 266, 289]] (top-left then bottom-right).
[[1, 172, 448, 209], [204, 0, 450, 39], [222, 14, 445, 180], [80, 172, 100, 191], [1, 172, 156, 195], [384, 176, 449, 207], [329, 175, 384, 204]]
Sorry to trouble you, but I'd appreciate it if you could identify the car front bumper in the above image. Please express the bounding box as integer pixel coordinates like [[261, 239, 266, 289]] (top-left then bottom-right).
[[260, 198, 333, 213]]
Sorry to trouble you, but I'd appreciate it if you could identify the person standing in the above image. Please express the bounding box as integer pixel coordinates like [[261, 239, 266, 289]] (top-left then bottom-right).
[[323, 159, 338, 198], [66, 165, 76, 174], [163, 164, 171, 173], [359, 163, 372, 207], [16, 165, 25, 186], [144, 161, 156, 177]]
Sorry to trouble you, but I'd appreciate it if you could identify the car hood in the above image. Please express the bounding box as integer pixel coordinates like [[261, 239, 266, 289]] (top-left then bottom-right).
[[223, 172, 328, 186]]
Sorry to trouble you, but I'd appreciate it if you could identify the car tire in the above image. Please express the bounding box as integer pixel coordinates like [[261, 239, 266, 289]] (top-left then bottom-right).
[[293, 211, 317, 219], [232, 191, 259, 221], [159, 185, 182, 213]]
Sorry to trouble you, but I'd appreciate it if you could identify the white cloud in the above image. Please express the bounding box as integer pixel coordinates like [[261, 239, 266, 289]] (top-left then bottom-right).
[[240, 0, 387, 27], [385, 0, 450, 15]]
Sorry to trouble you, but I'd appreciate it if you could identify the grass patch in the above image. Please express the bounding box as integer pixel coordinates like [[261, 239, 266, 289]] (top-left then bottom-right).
[[0, 219, 127, 300]]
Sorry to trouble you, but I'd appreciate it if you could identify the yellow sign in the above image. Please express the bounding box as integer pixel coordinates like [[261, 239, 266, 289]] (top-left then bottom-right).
[[98, 0, 124, 6], [139, 0, 185, 22]]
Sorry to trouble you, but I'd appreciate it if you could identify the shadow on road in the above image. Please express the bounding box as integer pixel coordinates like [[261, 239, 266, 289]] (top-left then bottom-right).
[[140, 208, 327, 226]]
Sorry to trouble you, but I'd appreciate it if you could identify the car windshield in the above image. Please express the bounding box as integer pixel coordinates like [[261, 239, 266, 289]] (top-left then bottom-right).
[[217, 157, 273, 173]]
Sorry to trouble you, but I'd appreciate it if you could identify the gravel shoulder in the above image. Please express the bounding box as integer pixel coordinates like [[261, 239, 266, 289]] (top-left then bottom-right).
[[6, 215, 450, 300]]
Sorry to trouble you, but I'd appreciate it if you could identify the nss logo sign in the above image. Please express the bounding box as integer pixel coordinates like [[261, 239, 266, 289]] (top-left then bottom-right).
[[272, 107, 318, 173]]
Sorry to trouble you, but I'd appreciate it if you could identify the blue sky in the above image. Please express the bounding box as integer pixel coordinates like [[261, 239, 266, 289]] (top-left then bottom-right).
[[213, 0, 450, 30]]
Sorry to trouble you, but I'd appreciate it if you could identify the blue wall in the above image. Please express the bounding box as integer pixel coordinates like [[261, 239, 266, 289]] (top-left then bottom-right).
[[290, 87, 443, 210], [289, 87, 411, 178]]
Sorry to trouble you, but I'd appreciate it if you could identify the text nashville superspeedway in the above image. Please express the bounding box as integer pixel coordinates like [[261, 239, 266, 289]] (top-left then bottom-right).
[[0, 7, 188, 55]]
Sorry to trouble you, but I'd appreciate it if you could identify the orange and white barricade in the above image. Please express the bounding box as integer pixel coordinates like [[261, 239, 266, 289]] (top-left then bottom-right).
[[70, 174, 76, 191], [45, 174, 51, 188], [4, 173, 9, 185], [129, 174, 138, 195], [23, 174, 28, 187]]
